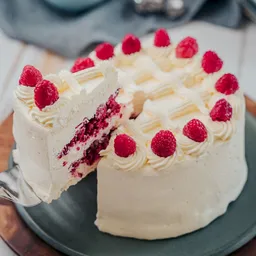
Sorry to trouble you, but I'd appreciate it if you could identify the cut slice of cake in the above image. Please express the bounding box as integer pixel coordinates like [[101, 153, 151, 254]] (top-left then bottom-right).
[[13, 61, 131, 202]]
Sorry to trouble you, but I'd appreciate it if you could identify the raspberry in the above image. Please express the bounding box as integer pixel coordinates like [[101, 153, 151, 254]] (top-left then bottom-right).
[[215, 73, 239, 95], [114, 134, 136, 158], [71, 57, 95, 73], [154, 28, 171, 47], [122, 34, 141, 55], [183, 119, 207, 142], [202, 51, 223, 74], [34, 80, 59, 110], [151, 130, 176, 158], [19, 65, 43, 87], [176, 36, 199, 59], [210, 99, 232, 122], [95, 42, 114, 60]]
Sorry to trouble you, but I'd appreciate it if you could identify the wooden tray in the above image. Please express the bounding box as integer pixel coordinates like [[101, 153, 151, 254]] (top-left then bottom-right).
[[0, 96, 256, 256]]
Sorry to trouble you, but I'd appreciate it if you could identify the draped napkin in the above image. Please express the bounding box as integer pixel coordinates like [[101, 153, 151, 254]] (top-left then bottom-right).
[[0, 0, 243, 58]]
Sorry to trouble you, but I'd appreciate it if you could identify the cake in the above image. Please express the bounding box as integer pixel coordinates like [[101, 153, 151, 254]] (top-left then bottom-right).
[[13, 28, 247, 240], [13, 62, 131, 202]]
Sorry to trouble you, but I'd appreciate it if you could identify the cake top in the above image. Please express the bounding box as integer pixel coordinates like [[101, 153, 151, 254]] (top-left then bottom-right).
[[14, 28, 243, 173], [88, 28, 243, 173]]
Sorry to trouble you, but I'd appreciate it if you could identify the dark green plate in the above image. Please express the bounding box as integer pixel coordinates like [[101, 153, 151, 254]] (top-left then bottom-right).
[[13, 113, 256, 256]]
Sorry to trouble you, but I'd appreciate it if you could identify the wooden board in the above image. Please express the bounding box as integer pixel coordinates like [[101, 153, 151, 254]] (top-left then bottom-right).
[[0, 96, 255, 255]]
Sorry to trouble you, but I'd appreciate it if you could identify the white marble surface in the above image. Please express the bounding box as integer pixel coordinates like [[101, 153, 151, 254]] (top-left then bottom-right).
[[0, 21, 255, 255]]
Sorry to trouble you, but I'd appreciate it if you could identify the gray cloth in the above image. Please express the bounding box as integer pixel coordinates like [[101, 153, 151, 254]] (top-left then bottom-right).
[[0, 0, 242, 58]]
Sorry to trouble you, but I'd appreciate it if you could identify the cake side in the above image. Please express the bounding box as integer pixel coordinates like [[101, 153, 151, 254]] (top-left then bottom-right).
[[96, 121, 247, 239]]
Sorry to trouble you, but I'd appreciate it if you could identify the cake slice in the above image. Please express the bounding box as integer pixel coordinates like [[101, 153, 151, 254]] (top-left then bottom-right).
[[13, 61, 131, 202]]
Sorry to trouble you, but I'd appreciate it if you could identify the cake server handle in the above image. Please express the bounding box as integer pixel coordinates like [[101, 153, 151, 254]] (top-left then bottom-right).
[[0, 165, 41, 207]]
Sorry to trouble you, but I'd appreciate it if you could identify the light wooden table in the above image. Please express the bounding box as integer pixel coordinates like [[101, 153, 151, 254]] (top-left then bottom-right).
[[0, 21, 256, 255]]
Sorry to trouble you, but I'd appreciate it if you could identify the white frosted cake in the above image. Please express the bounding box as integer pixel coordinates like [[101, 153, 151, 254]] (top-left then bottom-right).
[[13, 28, 247, 240]]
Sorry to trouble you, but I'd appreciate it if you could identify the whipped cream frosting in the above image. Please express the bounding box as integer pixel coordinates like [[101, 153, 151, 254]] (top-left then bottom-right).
[[207, 118, 236, 141], [177, 129, 214, 157], [114, 44, 143, 66], [147, 147, 177, 171], [44, 73, 66, 92], [30, 96, 69, 127], [15, 86, 35, 107], [146, 45, 173, 72]]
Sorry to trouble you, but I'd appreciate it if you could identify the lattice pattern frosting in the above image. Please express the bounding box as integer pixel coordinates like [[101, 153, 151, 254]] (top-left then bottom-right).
[[88, 30, 244, 172]]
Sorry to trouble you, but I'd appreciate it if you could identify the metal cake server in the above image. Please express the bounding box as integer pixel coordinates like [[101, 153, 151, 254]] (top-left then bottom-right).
[[0, 165, 41, 207]]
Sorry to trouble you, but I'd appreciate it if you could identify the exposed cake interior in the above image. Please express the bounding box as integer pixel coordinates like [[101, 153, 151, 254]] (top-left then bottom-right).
[[58, 93, 123, 177]]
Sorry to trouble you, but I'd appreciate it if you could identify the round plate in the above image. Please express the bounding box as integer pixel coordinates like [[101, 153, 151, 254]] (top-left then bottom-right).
[[14, 113, 256, 256]]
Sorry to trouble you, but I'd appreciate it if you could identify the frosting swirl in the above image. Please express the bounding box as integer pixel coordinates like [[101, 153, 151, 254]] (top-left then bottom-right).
[[183, 57, 207, 87], [227, 94, 242, 119], [177, 129, 214, 157], [15, 86, 35, 107], [100, 139, 147, 172], [147, 46, 173, 71], [44, 74, 67, 93], [207, 118, 236, 141], [30, 97, 69, 127], [170, 51, 195, 68], [114, 43, 143, 66], [147, 146, 177, 171]]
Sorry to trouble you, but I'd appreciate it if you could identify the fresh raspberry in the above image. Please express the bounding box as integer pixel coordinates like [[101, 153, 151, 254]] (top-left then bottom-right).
[[202, 51, 223, 74], [154, 28, 171, 47], [176, 36, 199, 59], [210, 99, 233, 122], [151, 130, 176, 158], [183, 119, 208, 142], [95, 42, 114, 60], [114, 134, 136, 158], [122, 34, 141, 55], [215, 73, 239, 95], [34, 80, 59, 110], [71, 57, 95, 73], [19, 65, 43, 87]]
